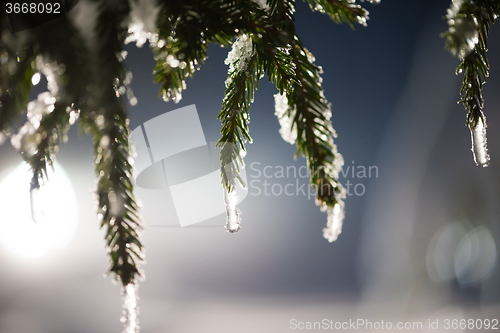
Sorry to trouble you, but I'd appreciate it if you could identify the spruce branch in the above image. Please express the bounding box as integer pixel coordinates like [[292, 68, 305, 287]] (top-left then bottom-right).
[[303, 0, 375, 27], [0, 34, 35, 136], [217, 25, 297, 193], [215, 0, 346, 239], [88, 103, 144, 286], [33, 16, 93, 110], [240, 0, 346, 241], [154, 0, 268, 103], [443, 0, 500, 165], [217, 0, 297, 193], [283, 40, 346, 241], [22, 17, 91, 192], [20, 99, 72, 193], [266, 1, 345, 235], [286, 38, 345, 211], [217, 35, 264, 192], [80, 0, 144, 287]]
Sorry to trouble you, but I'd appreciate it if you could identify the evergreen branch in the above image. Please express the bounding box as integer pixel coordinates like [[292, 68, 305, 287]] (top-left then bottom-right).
[[262, 43, 297, 94], [260, 0, 298, 93], [458, 50, 487, 130], [444, 0, 499, 128], [216, 0, 296, 191], [90, 105, 144, 286], [23, 101, 72, 192], [286, 38, 345, 209], [443, 0, 499, 165], [0, 35, 35, 136], [302, 0, 372, 27], [215, 1, 301, 234], [33, 16, 93, 111], [270, 35, 346, 241], [265, 0, 345, 210], [80, 0, 144, 287], [154, 0, 269, 103], [21, 16, 92, 191], [217, 35, 263, 191], [268, 0, 295, 21]]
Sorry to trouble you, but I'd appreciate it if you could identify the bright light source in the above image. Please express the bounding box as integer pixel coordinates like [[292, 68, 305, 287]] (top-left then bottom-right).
[[31, 72, 41, 86], [0, 162, 78, 258]]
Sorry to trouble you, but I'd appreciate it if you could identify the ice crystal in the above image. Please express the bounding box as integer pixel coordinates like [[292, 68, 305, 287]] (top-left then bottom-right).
[[11, 92, 56, 157], [35, 57, 60, 96], [224, 34, 253, 86], [447, 0, 466, 18], [125, 0, 159, 47], [69, 110, 79, 125], [28, 92, 56, 126], [162, 87, 183, 103], [252, 0, 270, 11], [126, 22, 150, 48], [323, 203, 344, 242], [471, 117, 490, 167], [274, 93, 297, 144]]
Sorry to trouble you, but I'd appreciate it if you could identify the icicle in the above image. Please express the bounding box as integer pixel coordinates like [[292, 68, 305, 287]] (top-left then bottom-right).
[[121, 283, 139, 333], [30, 187, 46, 223], [221, 34, 253, 234], [471, 117, 490, 167], [323, 203, 344, 242], [224, 188, 242, 233]]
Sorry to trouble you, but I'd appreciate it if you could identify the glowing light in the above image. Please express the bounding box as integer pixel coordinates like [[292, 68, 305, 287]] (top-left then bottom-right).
[[31, 72, 41, 85], [0, 162, 78, 258]]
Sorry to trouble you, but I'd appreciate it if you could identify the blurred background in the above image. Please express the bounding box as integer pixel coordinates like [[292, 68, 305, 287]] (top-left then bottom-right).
[[0, 0, 500, 332]]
